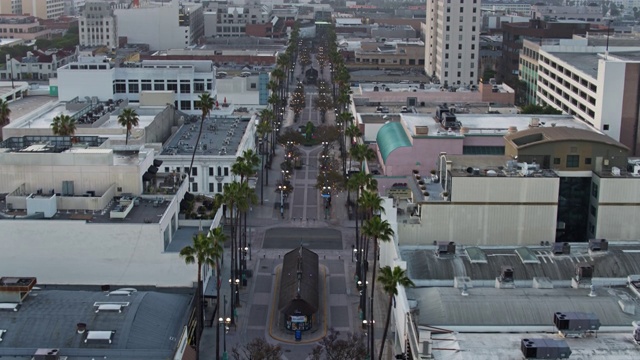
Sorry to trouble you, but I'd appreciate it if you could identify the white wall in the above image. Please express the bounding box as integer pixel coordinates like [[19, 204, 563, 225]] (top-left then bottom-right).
[[451, 177, 559, 203], [216, 76, 260, 106], [0, 220, 195, 287], [115, 2, 189, 51], [595, 177, 640, 240], [595, 59, 626, 142], [57, 66, 115, 101]]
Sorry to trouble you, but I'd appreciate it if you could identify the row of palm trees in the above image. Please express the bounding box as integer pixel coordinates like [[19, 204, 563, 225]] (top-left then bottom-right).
[[48, 107, 140, 145], [321, 25, 414, 360], [180, 147, 259, 360]]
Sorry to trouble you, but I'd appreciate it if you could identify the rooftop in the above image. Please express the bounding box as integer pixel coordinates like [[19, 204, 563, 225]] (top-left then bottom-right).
[[505, 126, 629, 151], [0, 135, 108, 153], [429, 332, 640, 360], [399, 113, 593, 138], [407, 286, 638, 327], [161, 115, 251, 156], [401, 243, 640, 282], [0, 288, 190, 359], [550, 51, 596, 78]]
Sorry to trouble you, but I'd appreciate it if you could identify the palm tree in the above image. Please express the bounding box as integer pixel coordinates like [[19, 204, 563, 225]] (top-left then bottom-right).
[[345, 124, 361, 146], [377, 266, 415, 360], [222, 181, 241, 324], [117, 107, 140, 145], [208, 226, 226, 360], [179, 231, 217, 360], [349, 143, 375, 174], [362, 216, 394, 359], [236, 182, 257, 277], [188, 92, 214, 192], [51, 114, 77, 139], [359, 190, 384, 220], [347, 172, 377, 285], [0, 99, 10, 127]]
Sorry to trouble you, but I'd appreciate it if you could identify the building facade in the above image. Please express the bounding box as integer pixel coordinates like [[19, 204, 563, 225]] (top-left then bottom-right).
[[0, 15, 52, 41], [500, 19, 590, 84], [21, 0, 65, 19], [56, 57, 217, 114], [424, 0, 481, 86], [354, 40, 425, 67], [78, 1, 117, 49], [536, 50, 640, 154], [114, 1, 203, 51], [1, 47, 78, 81]]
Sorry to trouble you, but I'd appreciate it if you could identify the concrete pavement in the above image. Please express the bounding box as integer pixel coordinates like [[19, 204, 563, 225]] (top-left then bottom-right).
[[199, 50, 392, 360]]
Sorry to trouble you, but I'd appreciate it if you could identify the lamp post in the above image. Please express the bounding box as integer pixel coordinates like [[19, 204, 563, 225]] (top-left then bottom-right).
[[352, 245, 356, 262], [278, 184, 287, 219], [244, 246, 250, 261], [234, 278, 240, 305], [259, 137, 264, 205], [218, 295, 230, 360], [362, 318, 376, 360], [228, 279, 235, 325]]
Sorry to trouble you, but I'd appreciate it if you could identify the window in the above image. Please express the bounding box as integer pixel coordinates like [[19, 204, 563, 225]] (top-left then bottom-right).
[[209, 167, 214, 176], [192, 183, 198, 192], [445, 44, 449, 50], [224, 167, 229, 176], [179, 82, 191, 93], [209, 183, 214, 192], [250, 83, 256, 89], [217, 166, 222, 176], [180, 100, 192, 110], [167, 82, 177, 93], [164, 167, 169, 173], [194, 82, 205, 93], [585, 158, 592, 165], [458, 44, 462, 50], [141, 80, 152, 91], [154, 81, 164, 91], [590, 205, 597, 217], [592, 182, 598, 197], [114, 80, 126, 93], [217, 183, 223, 192], [128, 83, 139, 93], [553, 158, 561, 165], [603, 124, 609, 130], [566, 155, 579, 168]]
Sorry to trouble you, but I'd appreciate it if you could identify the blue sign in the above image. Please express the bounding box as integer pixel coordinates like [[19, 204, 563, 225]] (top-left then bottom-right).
[[295, 330, 302, 341], [321, 193, 331, 198]]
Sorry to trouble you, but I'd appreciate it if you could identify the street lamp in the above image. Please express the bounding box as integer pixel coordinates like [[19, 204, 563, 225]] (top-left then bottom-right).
[[363, 318, 376, 359], [278, 184, 287, 219], [244, 246, 250, 261], [234, 278, 240, 305], [352, 245, 356, 262], [218, 315, 231, 360]]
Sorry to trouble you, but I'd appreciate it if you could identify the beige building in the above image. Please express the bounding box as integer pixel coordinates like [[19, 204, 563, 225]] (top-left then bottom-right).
[[354, 40, 424, 67], [0, 15, 52, 40], [22, 0, 65, 19], [395, 127, 639, 246], [1, 0, 66, 19]]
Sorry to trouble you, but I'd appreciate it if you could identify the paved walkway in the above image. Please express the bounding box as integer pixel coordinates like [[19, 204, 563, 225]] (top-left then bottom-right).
[[199, 47, 391, 360]]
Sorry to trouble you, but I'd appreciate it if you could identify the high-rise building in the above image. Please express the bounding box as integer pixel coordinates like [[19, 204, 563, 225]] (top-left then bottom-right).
[[424, 0, 481, 87], [78, 2, 117, 49], [21, 0, 65, 19]]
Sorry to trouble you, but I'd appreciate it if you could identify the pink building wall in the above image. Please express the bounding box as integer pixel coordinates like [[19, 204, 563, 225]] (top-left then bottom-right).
[[378, 135, 506, 176]]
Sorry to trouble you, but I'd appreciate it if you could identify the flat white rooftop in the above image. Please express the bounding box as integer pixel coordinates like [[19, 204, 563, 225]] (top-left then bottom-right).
[[400, 113, 595, 137], [14, 103, 155, 131], [430, 332, 640, 360]]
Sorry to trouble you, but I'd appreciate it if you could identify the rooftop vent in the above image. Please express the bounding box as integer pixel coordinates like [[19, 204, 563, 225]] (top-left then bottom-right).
[[521, 338, 571, 359], [435, 242, 456, 257], [575, 263, 594, 282], [500, 266, 514, 282], [589, 239, 608, 252], [552, 242, 571, 255], [33, 348, 61, 360], [553, 312, 601, 333]]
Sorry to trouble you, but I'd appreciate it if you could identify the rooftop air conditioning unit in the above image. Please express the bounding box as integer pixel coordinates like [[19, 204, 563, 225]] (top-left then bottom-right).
[[33, 348, 60, 360], [589, 239, 608, 252], [575, 263, 594, 281]]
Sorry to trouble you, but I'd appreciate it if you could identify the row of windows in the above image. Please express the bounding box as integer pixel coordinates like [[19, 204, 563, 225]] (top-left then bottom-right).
[[444, 62, 474, 69], [113, 79, 211, 94], [80, 21, 110, 26], [540, 67, 596, 106], [540, 55, 597, 92], [552, 155, 591, 168], [442, 70, 475, 80], [165, 166, 231, 177]]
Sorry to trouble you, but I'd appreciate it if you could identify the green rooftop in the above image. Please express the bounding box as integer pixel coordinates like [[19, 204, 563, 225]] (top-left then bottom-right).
[[376, 122, 412, 163]]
